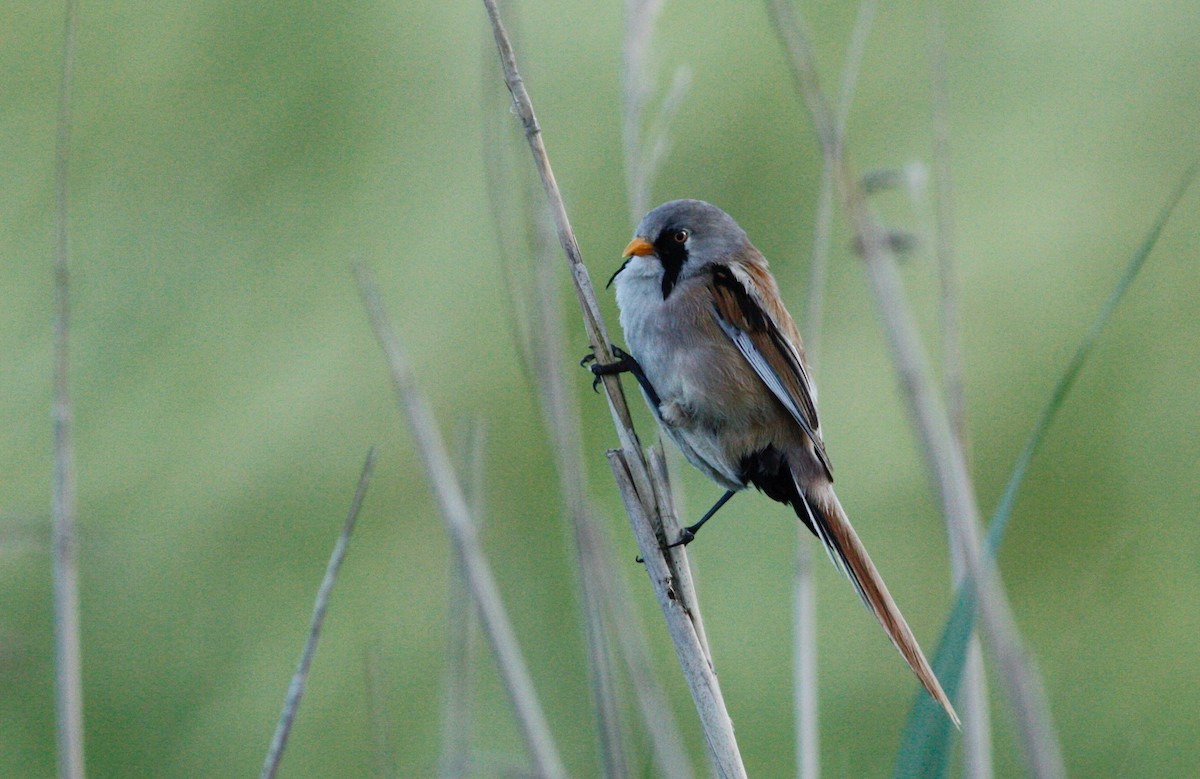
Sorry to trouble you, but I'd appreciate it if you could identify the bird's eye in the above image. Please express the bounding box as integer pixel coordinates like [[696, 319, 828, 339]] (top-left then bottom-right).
[[672, 229, 689, 243]]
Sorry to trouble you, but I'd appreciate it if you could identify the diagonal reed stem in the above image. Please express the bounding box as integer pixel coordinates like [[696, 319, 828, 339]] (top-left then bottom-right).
[[357, 266, 568, 779], [260, 448, 378, 779], [480, 1, 745, 774]]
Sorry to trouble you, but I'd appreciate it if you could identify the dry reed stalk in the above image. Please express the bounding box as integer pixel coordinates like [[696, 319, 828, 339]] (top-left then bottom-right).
[[480, 1, 746, 773], [791, 6, 875, 776], [765, 2, 1064, 776], [926, 6, 994, 777], [358, 266, 568, 779]]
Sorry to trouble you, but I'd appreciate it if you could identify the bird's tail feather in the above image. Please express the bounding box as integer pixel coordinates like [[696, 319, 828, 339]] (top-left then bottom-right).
[[795, 478, 961, 729]]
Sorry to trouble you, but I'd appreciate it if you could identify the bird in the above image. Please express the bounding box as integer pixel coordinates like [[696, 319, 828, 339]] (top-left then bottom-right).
[[586, 198, 959, 726]]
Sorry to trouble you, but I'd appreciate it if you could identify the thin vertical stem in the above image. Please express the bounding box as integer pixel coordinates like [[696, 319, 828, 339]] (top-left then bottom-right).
[[622, 0, 690, 224], [804, 0, 875, 372], [622, 0, 667, 221], [792, 7, 873, 776], [364, 646, 397, 779], [438, 424, 487, 779], [927, 3, 968, 455], [530, 214, 629, 779], [805, 158, 836, 373], [51, 1, 85, 777], [959, 644, 993, 779], [792, 541, 819, 779], [926, 6, 992, 778], [587, 512, 697, 779]]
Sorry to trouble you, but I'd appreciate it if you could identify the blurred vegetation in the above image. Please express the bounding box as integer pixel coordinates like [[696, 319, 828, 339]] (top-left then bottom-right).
[[3, 1, 1198, 777]]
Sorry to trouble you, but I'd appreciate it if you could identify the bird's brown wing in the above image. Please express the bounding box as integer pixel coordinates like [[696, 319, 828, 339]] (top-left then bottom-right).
[[708, 261, 833, 480], [711, 259, 960, 727]]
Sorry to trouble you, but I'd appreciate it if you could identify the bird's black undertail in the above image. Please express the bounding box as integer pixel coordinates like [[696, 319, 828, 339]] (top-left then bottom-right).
[[739, 446, 857, 581]]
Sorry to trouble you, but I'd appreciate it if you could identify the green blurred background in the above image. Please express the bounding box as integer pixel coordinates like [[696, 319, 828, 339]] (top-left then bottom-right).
[[3, 1, 1199, 776]]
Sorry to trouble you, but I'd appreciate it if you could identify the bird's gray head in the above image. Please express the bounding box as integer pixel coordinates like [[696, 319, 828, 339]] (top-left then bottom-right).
[[612, 199, 750, 299]]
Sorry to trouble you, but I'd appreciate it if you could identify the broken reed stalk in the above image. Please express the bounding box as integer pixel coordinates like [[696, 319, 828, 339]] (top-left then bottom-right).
[[480, 9, 629, 765], [765, 2, 1064, 776], [529, 218, 629, 778], [480, 1, 746, 775], [483, 19, 691, 768], [357, 266, 568, 779], [260, 448, 378, 779], [480, 15, 694, 773], [52, 1, 85, 777], [530, 219, 700, 779]]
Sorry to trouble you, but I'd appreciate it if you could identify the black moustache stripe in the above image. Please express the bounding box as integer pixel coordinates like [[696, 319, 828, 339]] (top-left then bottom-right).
[[657, 240, 687, 299], [606, 258, 630, 288]]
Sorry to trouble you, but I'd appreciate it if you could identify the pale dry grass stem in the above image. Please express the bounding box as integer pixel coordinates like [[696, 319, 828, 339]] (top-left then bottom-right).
[[437, 422, 488, 779], [357, 266, 568, 779], [926, 6, 994, 778], [51, 1, 85, 776], [789, 6, 876, 777]]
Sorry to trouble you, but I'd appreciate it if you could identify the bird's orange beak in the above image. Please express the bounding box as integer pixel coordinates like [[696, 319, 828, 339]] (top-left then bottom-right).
[[622, 236, 655, 258]]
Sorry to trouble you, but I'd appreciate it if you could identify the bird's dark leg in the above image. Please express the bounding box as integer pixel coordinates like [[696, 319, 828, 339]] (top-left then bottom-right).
[[668, 489, 737, 547], [581, 345, 662, 408]]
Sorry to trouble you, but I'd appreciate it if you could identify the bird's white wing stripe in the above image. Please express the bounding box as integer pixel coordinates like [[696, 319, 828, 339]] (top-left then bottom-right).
[[714, 315, 811, 435], [792, 476, 870, 608]]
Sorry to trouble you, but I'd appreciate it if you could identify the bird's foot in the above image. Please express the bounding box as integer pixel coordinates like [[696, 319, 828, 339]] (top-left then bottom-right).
[[666, 527, 696, 548], [581, 345, 637, 392]]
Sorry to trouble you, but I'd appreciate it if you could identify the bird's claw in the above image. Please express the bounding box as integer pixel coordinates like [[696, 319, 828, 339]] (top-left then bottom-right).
[[581, 345, 632, 393], [666, 528, 696, 548], [634, 527, 693, 563]]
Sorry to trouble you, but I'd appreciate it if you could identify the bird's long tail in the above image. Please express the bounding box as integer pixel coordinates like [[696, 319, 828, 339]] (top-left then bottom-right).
[[795, 479, 961, 728]]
